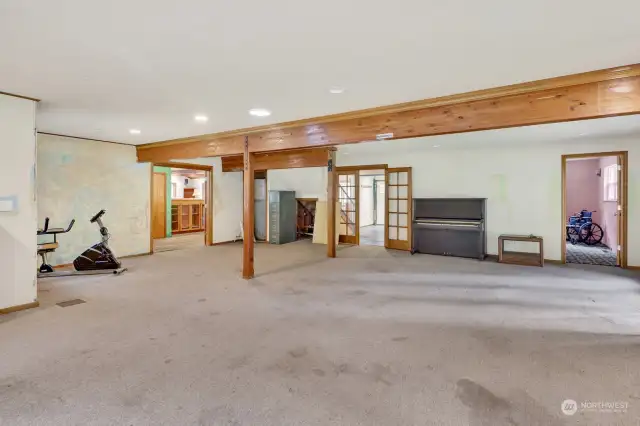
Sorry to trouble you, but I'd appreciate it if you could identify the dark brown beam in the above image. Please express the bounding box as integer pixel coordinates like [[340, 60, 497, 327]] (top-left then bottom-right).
[[327, 149, 337, 258], [242, 136, 255, 279], [221, 147, 330, 172], [136, 64, 640, 162]]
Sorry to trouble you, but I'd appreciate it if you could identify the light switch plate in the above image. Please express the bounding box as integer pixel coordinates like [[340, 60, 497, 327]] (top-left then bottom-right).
[[0, 196, 18, 212]]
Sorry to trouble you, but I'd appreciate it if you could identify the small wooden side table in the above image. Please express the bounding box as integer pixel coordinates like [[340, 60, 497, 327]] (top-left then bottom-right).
[[498, 234, 544, 267]]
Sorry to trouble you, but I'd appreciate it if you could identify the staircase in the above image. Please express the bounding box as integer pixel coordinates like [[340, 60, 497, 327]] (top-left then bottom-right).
[[296, 199, 316, 239]]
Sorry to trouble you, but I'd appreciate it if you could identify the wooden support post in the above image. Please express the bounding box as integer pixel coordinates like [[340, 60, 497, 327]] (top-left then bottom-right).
[[242, 136, 255, 279], [327, 148, 337, 258]]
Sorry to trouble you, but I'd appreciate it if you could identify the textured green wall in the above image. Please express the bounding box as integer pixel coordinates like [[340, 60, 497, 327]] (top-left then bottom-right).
[[153, 166, 172, 237]]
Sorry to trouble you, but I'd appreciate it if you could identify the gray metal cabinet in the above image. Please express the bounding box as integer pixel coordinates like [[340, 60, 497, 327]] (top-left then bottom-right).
[[269, 190, 297, 244]]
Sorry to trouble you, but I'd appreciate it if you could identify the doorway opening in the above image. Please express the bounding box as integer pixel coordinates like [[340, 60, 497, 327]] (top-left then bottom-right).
[[358, 169, 385, 246], [335, 164, 412, 251], [562, 152, 628, 267], [151, 164, 213, 253]]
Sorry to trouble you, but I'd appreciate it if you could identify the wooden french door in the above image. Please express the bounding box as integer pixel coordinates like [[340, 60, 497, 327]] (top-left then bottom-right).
[[385, 167, 412, 250], [338, 171, 359, 244]]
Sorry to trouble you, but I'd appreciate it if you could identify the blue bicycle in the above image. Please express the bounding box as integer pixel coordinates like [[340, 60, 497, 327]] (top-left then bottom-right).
[[566, 209, 604, 245]]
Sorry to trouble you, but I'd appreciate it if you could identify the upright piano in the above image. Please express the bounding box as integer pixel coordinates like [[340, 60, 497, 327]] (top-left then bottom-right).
[[412, 198, 487, 260]]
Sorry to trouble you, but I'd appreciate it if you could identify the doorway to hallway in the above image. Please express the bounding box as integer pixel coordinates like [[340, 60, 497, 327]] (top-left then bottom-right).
[[359, 169, 385, 246]]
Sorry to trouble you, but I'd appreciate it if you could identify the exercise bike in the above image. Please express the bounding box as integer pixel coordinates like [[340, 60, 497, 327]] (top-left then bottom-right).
[[37, 209, 127, 278]]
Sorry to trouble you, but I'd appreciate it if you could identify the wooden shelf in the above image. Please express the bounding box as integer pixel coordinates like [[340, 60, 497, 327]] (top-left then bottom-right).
[[498, 234, 543, 267], [172, 199, 205, 234]]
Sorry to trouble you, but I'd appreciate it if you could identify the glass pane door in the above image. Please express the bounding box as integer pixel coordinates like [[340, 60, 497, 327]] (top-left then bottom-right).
[[385, 167, 412, 250], [338, 172, 358, 244]]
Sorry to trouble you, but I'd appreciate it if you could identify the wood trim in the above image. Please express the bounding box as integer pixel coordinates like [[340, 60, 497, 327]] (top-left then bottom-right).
[[242, 137, 255, 279], [37, 132, 132, 146], [335, 164, 388, 172], [0, 301, 39, 315], [153, 161, 213, 171], [205, 169, 214, 246], [211, 240, 242, 246], [149, 163, 154, 254], [561, 151, 628, 268], [355, 172, 360, 245], [139, 64, 640, 150], [327, 149, 337, 257], [221, 148, 330, 172], [0, 90, 40, 102], [627, 265, 640, 271], [136, 64, 640, 162]]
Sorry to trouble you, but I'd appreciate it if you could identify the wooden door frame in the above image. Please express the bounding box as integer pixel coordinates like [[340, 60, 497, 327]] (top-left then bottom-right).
[[561, 151, 628, 267], [335, 164, 388, 245], [150, 162, 215, 254]]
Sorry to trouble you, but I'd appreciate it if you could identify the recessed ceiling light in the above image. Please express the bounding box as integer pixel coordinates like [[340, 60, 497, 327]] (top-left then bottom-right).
[[610, 85, 633, 94], [433, 144, 440, 148], [329, 87, 345, 94], [129, 129, 141, 135], [249, 108, 271, 117], [194, 115, 209, 122]]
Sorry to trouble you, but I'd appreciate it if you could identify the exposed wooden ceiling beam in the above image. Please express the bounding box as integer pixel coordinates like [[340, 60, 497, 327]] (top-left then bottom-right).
[[137, 64, 640, 163], [221, 148, 330, 172]]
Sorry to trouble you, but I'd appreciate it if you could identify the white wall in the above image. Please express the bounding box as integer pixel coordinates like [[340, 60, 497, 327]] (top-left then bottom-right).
[[337, 136, 640, 265], [267, 167, 327, 201], [172, 175, 206, 199], [37, 134, 151, 265], [170, 157, 243, 243], [171, 173, 185, 198], [0, 95, 37, 309], [266, 167, 328, 242], [359, 175, 374, 227]]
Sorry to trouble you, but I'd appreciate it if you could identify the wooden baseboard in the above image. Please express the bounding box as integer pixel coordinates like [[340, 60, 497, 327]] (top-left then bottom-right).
[[172, 229, 206, 235], [122, 252, 152, 259], [211, 240, 242, 246], [0, 301, 39, 315], [628, 265, 640, 271]]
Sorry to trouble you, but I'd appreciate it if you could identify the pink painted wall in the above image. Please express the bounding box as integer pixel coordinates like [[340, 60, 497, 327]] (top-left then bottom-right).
[[598, 156, 618, 250], [566, 158, 600, 226]]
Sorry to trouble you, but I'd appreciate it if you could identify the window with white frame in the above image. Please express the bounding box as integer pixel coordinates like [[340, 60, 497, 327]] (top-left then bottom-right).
[[603, 164, 618, 202], [172, 182, 177, 198]]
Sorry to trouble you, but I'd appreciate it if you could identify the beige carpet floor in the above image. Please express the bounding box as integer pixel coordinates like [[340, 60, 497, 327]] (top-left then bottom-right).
[[2, 241, 640, 425], [154, 232, 205, 253]]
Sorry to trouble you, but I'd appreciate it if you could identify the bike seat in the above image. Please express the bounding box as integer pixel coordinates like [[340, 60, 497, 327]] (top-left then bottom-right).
[[38, 242, 59, 251]]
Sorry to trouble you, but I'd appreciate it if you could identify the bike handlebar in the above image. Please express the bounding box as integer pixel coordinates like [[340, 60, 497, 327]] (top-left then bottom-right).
[[37, 218, 75, 235], [90, 209, 106, 223]]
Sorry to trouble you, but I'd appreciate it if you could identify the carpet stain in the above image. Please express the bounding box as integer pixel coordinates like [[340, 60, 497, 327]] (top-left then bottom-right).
[[392, 336, 409, 342], [288, 347, 308, 358], [312, 368, 326, 377], [456, 379, 562, 426], [369, 363, 393, 386], [198, 298, 207, 302], [228, 355, 251, 370], [164, 359, 172, 364]]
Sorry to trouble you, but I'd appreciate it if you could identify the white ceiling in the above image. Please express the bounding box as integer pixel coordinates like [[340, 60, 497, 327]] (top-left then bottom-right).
[[1, 0, 639, 145], [339, 115, 640, 154]]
